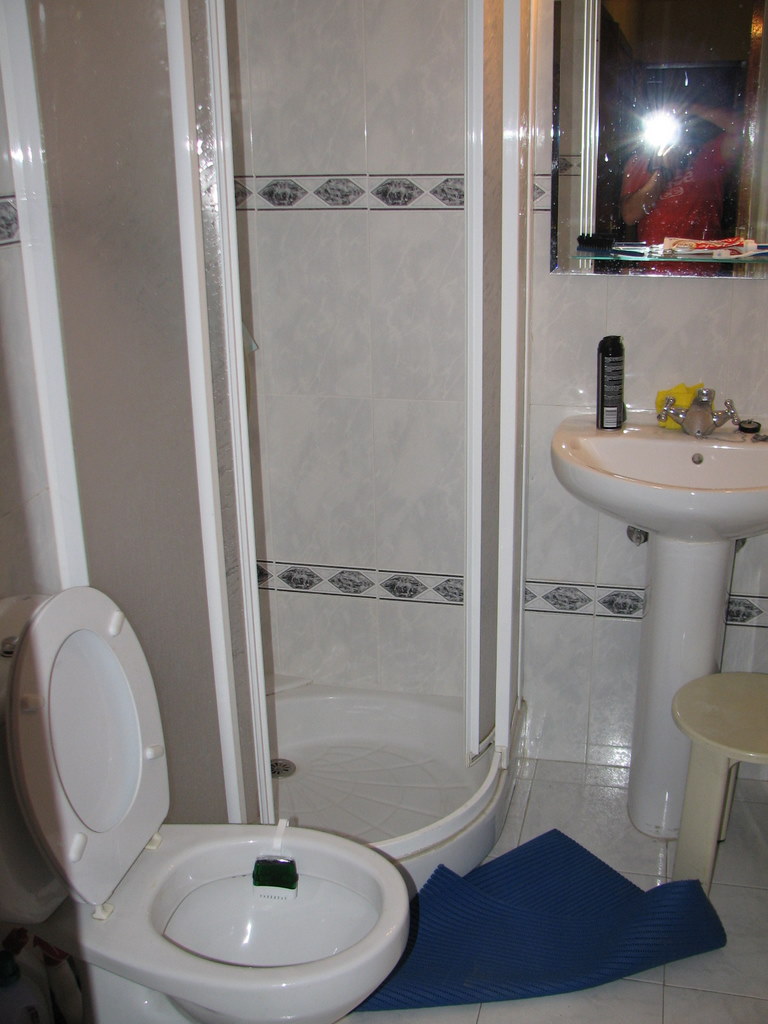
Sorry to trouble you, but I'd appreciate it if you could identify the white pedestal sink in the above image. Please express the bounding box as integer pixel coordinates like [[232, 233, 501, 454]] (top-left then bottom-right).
[[552, 413, 768, 838]]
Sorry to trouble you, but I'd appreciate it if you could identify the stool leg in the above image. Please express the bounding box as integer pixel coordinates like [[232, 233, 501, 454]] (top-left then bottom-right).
[[672, 744, 733, 894], [719, 762, 739, 841]]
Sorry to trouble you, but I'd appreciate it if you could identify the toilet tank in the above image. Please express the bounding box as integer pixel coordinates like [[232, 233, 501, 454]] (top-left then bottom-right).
[[0, 596, 68, 924]]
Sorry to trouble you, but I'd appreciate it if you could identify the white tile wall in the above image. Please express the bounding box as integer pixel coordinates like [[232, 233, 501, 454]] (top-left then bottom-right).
[[373, 398, 465, 573], [240, 0, 367, 174], [378, 599, 465, 695], [369, 211, 465, 401], [364, 0, 465, 173], [255, 212, 372, 397], [233, 0, 467, 695], [263, 392, 377, 566], [270, 589, 380, 688]]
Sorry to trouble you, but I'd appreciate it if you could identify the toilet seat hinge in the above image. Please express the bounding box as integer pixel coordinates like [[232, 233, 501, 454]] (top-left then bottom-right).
[[145, 832, 163, 851], [92, 902, 114, 921]]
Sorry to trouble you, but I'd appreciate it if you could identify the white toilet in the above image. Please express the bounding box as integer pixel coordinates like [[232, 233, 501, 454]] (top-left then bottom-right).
[[0, 588, 409, 1024]]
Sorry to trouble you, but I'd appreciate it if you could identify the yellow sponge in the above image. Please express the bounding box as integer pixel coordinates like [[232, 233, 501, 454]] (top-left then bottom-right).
[[655, 382, 703, 430]]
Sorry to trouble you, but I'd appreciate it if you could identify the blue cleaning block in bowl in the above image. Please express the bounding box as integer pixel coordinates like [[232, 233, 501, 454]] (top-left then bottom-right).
[[357, 829, 726, 1010]]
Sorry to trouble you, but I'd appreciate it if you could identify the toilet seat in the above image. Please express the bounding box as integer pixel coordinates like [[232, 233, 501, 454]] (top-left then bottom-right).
[[8, 587, 169, 907]]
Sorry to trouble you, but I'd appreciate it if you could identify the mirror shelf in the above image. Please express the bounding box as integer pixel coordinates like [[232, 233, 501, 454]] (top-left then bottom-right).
[[575, 251, 768, 264]]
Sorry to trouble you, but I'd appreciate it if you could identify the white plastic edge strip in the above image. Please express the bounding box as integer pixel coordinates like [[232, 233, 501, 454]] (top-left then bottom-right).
[[494, 0, 526, 766], [204, 0, 275, 823], [164, 0, 247, 822], [0, 1, 88, 589], [465, 0, 485, 761]]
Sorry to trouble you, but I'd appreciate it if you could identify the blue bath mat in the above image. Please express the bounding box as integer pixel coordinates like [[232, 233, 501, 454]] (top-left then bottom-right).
[[358, 830, 726, 1010]]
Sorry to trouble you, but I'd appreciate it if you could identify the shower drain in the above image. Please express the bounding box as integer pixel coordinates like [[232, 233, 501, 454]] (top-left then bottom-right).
[[270, 757, 296, 778]]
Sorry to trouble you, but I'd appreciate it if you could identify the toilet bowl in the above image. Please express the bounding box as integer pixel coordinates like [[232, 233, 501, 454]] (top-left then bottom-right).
[[0, 589, 409, 1024]]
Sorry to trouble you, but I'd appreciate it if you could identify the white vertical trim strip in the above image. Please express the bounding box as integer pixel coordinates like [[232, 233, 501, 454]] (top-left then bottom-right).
[[579, 0, 600, 236], [517, 0, 535, 710], [0, 1, 88, 589], [465, 0, 485, 759], [164, 0, 247, 822], [206, 0, 275, 823], [495, 0, 526, 766]]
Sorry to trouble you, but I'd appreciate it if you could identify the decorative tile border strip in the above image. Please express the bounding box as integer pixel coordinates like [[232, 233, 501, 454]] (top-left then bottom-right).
[[525, 580, 645, 618], [557, 153, 581, 176], [235, 174, 464, 212], [258, 560, 463, 605], [0, 198, 19, 246], [257, 565, 765, 621], [727, 594, 768, 627], [525, 580, 768, 627], [597, 586, 646, 618], [532, 175, 551, 213]]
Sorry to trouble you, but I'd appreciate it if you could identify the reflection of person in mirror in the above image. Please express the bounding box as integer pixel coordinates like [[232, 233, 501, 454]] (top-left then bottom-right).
[[620, 104, 743, 244]]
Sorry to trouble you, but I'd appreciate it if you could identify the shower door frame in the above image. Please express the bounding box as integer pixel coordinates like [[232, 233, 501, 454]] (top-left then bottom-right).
[[466, 0, 526, 765], [175, 0, 527, 793], [165, 0, 276, 821]]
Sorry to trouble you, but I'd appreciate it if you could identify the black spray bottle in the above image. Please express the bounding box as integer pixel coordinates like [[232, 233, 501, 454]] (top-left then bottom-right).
[[596, 334, 625, 429]]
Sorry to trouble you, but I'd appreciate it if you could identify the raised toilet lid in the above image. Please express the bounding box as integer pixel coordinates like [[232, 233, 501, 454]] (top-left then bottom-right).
[[9, 587, 169, 907]]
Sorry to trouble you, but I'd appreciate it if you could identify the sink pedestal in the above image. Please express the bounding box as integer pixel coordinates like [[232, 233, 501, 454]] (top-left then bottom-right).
[[551, 414, 768, 840], [627, 535, 734, 838]]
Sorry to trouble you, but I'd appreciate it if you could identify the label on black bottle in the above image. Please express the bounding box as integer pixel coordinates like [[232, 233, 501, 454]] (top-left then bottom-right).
[[600, 355, 623, 428]]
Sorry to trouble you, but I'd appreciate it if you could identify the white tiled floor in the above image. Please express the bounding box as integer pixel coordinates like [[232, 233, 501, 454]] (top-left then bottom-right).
[[351, 759, 768, 1024]]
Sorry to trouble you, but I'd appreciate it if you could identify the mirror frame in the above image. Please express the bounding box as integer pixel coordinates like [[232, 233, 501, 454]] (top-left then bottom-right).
[[551, 0, 768, 278]]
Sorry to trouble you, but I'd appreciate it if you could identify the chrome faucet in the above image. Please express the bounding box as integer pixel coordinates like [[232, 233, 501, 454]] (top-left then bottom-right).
[[657, 387, 740, 438]]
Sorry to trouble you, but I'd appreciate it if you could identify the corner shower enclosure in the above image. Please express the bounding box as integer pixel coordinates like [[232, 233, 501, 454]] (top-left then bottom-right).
[[0, 0, 526, 889], [215, 0, 525, 885]]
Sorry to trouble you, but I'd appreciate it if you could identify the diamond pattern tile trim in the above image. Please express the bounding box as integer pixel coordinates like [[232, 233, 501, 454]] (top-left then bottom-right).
[[380, 574, 427, 599], [235, 174, 465, 211], [259, 561, 464, 605], [526, 579, 768, 627], [0, 198, 19, 245], [314, 177, 366, 207], [233, 179, 253, 208], [598, 590, 645, 617], [433, 578, 463, 603], [278, 566, 322, 591], [430, 177, 464, 207], [727, 596, 764, 624], [328, 569, 375, 595], [543, 585, 592, 613], [258, 179, 308, 207], [256, 564, 768, 624], [371, 177, 423, 207]]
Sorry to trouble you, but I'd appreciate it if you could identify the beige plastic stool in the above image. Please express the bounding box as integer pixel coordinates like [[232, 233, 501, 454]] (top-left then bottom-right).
[[671, 672, 768, 893]]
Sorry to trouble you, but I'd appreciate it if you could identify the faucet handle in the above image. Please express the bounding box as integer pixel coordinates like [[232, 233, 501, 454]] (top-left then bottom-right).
[[657, 395, 676, 422], [723, 399, 740, 426]]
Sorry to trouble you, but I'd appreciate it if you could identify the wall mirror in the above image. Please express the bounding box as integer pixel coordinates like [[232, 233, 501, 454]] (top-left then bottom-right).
[[552, 0, 768, 276]]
